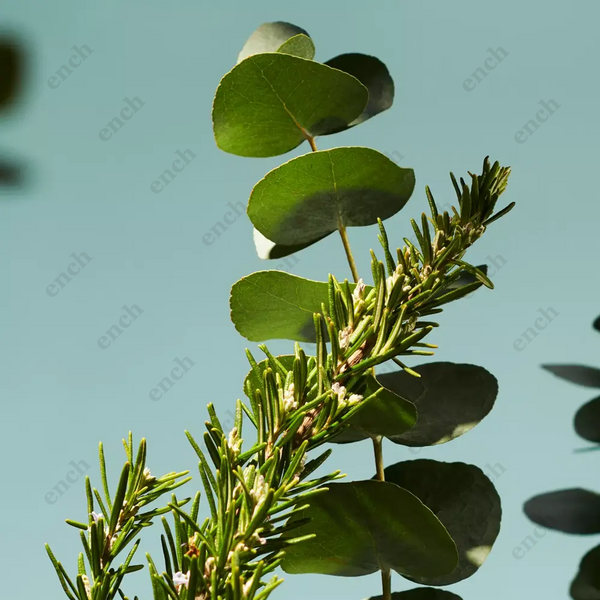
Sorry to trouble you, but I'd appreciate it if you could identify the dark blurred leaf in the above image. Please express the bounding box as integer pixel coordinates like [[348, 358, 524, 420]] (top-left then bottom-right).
[[368, 590, 463, 600], [384, 460, 501, 585], [541, 365, 600, 388], [575, 397, 600, 443], [0, 39, 22, 111], [377, 363, 498, 447], [0, 158, 23, 186], [571, 543, 600, 600], [593, 315, 600, 334], [281, 481, 458, 579], [237, 21, 311, 62], [322, 53, 394, 132], [524, 489, 600, 534]]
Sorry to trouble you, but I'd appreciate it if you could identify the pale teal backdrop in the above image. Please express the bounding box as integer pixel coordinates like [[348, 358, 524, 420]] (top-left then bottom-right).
[[2, 1, 599, 598]]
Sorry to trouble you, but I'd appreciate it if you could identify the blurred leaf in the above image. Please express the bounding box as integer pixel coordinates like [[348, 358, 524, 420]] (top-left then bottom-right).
[[384, 460, 501, 585], [575, 396, 600, 443], [322, 53, 394, 132], [277, 34, 315, 60], [281, 481, 458, 578], [331, 375, 417, 443], [377, 363, 498, 447], [248, 147, 415, 248], [570, 543, 600, 600], [542, 365, 600, 388], [237, 21, 311, 62], [524, 489, 600, 534], [213, 54, 367, 157], [367, 590, 463, 600], [0, 39, 22, 111], [593, 315, 600, 333]]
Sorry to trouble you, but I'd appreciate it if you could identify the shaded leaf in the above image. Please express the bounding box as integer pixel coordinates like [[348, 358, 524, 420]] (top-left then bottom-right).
[[237, 21, 310, 63], [331, 375, 417, 443], [524, 489, 600, 534], [594, 315, 600, 333], [230, 271, 365, 342], [383, 460, 501, 585], [541, 365, 600, 388], [277, 34, 315, 60], [367, 590, 463, 600], [0, 39, 22, 111], [377, 363, 498, 447], [213, 54, 368, 157], [281, 481, 458, 578], [575, 396, 600, 443], [322, 53, 394, 132], [248, 147, 415, 248], [570, 543, 600, 600]]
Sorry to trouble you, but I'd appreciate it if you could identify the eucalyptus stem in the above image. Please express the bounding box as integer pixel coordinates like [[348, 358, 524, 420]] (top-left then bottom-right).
[[337, 216, 360, 283], [372, 436, 392, 600]]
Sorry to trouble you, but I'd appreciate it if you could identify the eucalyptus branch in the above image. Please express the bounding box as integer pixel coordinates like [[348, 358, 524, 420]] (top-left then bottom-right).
[[143, 158, 512, 600]]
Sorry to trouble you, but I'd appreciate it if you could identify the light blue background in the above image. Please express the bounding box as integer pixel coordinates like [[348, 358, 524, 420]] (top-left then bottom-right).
[[2, 1, 599, 598]]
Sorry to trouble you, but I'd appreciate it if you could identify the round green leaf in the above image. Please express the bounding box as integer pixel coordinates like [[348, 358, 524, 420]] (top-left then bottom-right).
[[542, 365, 600, 388], [248, 147, 416, 248], [383, 460, 501, 586], [213, 54, 368, 157], [575, 396, 600, 443], [377, 363, 498, 447], [230, 271, 365, 342], [524, 489, 600, 534], [367, 590, 463, 600], [237, 21, 310, 63], [277, 34, 315, 60], [331, 375, 417, 443], [281, 481, 458, 579], [570, 543, 600, 600], [323, 53, 394, 132]]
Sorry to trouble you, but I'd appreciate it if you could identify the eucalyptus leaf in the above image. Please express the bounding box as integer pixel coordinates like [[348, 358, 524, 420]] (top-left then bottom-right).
[[281, 481, 458, 578], [213, 54, 368, 157], [237, 22, 310, 63], [322, 53, 394, 132], [253, 227, 326, 260], [367, 590, 463, 600], [377, 363, 498, 447], [277, 34, 315, 60], [331, 375, 417, 443], [0, 40, 21, 111], [230, 271, 365, 342], [570, 543, 600, 600], [575, 396, 600, 443], [524, 489, 600, 534], [383, 460, 501, 585], [594, 315, 600, 333], [248, 147, 415, 248], [541, 365, 600, 388]]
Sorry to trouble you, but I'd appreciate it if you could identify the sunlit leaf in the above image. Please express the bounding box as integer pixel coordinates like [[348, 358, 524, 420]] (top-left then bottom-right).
[[248, 147, 415, 249], [237, 21, 311, 63], [277, 34, 315, 60], [213, 54, 367, 157]]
